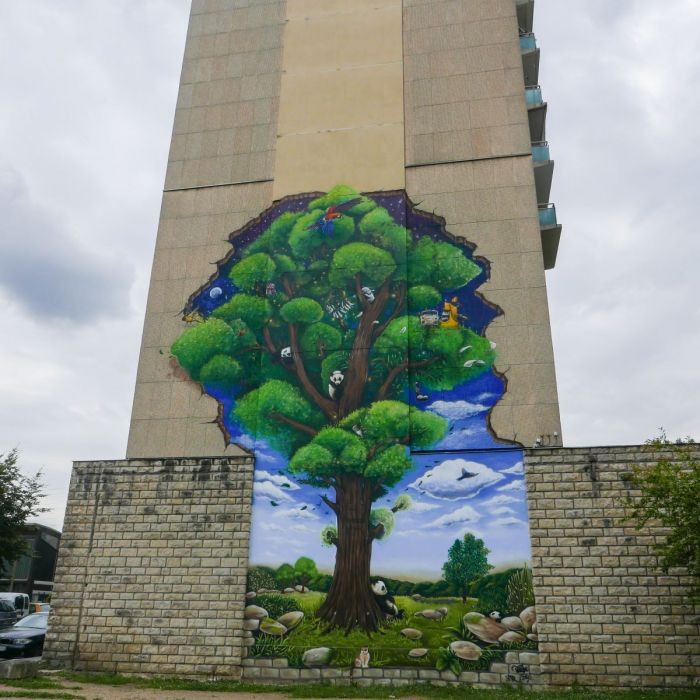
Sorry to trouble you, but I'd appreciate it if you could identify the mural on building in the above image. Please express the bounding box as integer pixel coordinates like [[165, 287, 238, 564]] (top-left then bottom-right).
[[171, 186, 536, 671]]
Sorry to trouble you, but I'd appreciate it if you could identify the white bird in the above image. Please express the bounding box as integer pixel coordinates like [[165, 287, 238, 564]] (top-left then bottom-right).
[[459, 346, 472, 353], [463, 359, 477, 368], [489, 341, 497, 350], [400, 326, 407, 334], [475, 360, 486, 366]]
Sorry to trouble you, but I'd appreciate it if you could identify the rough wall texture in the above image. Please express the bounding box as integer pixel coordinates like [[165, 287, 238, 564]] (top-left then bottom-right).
[[45, 446, 699, 687], [526, 446, 700, 689], [43, 457, 254, 677]]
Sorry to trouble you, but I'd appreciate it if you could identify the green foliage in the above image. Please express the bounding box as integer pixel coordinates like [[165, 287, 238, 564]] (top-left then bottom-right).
[[392, 494, 413, 512], [408, 284, 441, 311], [294, 556, 318, 587], [626, 432, 700, 600], [199, 355, 242, 391], [255, 593, 298, 619], [229, 253, 276, 290], [275, 563, 296, 590], [246, 212, 301, 256], [442, 534, 493, 602], [408, 238, 481, 289], [290, 428, 367, 481], [0, 449, 47, 571], [320, 525, 337, 548], [280, 297, 324, 324], [435, 646, 462, 676], [301, 322, 342, 357], [212, 294, 271, 331], [369, 508, 395, 539], [469, 568, 520, 613], [247, 566, 277, 592], [329, 243, 396, 287], [506, 564, 535, 612], [170, 318, 240, 380]]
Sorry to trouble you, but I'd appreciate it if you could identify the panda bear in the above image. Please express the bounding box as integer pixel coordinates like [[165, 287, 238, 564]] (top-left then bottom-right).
[[280, 346, 293, 364], [328, 370, 345, 400], [371, 580, 402, 619]]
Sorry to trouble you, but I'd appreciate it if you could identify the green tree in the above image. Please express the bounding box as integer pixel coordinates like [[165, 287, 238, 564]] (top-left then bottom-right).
[[0, 449, 46, 571], [171, 185, 497, 631], [625, 432, 700, 601], [293, 556, 318, 590], [442, 533, 493, 603], [275, 563, 296, 591]]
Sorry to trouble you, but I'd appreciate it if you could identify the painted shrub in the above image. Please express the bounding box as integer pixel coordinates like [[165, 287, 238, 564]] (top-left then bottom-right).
[[172, 186, 534, 666]]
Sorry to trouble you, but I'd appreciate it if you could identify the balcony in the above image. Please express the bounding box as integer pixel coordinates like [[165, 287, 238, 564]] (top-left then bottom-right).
[[520, 33, 540, 86], [532, 141, 553, 204], [517, 0, 534, 34], [538, 204, 561, 269], [526, 86, 547, 142]]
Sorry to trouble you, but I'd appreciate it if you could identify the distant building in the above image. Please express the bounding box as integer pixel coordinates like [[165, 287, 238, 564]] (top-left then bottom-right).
[[0, 524, 61, 600]]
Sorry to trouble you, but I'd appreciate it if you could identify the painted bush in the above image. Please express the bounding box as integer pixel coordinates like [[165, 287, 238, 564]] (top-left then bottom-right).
[[172, 186, 534, 667]]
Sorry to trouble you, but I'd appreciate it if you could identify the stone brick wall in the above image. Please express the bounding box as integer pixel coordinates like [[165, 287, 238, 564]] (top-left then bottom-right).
[[43, 457, 254, 677], [45, 446, 699, 687], [525, 445, 700, 689]]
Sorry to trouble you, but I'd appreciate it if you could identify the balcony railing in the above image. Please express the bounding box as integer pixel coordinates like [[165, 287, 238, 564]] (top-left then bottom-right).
[[526, 86, 543, 107], [532, 141, 550, 163], [538, 204, 558, 228], [520, 33, 537, 52]]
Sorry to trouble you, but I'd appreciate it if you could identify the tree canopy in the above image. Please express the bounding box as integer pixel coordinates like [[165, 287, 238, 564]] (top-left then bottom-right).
[[442, 533, 493, 603]]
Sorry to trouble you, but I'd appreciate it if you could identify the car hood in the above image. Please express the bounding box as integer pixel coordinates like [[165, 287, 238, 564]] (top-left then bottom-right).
[[0, 628, 44, 641]]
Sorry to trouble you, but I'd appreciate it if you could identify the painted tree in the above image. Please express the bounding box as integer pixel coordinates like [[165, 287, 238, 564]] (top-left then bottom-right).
[[442, 533, 493, 603], [293, 556, 318, 590], [171, 185, 497, 631]]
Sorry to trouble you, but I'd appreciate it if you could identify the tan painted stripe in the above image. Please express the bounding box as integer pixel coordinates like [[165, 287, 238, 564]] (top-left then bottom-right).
[[272, 0, 405, 198]]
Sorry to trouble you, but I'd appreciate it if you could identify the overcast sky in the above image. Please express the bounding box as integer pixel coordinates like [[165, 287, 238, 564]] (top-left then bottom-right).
[[1, 0, 699, 531]]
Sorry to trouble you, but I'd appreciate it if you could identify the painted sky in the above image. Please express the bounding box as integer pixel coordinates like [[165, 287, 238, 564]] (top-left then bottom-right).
[[1, 1, 699, 531]]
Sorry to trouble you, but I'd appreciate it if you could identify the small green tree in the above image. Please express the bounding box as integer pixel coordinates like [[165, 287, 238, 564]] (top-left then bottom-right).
[[0, 449, 46, 572], [293, 556, 318, 590], [275, 563, 296, 591], [442, 533, 492, 603], [626, 432, 700, 601]]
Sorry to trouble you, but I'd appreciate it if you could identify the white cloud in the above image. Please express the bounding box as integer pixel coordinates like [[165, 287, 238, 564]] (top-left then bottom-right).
[[406, 500, 440, 513], [492, 516, 526, 528], [408, 459, 505, 500], [491, 506, 515, 516], [500, 461, 524, 475], [484, 495, 520, 506], [427, 400, 489, 421], [428, 504, 482, 528], [274, 505, 319, 520], [497, 480, 526, 492], [255, 470, 300, 490], [253, 480, 294, 503]]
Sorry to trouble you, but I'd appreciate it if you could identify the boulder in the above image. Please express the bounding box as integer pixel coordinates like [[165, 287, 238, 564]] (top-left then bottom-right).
[[520, 606, 536, 629], [527, 633, 538, 642], [284, 587, 296, 594], [243, 618, 260, 632], [411, 594, 424, 601], [463, 612, 507, 643], [245, 591, 257, 600], [501, 616, 524, 631], [277, 611, 304, 631], [415, 609, 446, 620], [244, 605, 268, 620], [499, 631, 526, 643], [449, 641, 482, 661], [401, 628, 423, 640], [408, 648, 429, 658], [260, 618, 287, 636], [294, 585, 308, 593], [302, 647, 333, 667]]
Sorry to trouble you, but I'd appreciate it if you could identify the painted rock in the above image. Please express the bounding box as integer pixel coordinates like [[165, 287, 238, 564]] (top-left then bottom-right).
[[499, 631, 526, 643], [411, 594, 424, 601], [437, 607, 449, 616], [277, 611, 304, 631], [532, 621, 538, 633], [294, 585, 307, 593], [284, 587, 295, 594], [302, 647, 333, 667], [449, 641, 482, 661], [520, 606, 536, 629], [415, 609, 445, 620], [501, 616, 524, 631], [401, 628, 423, 640], [244, 605, 268, 620], [243, 618, 260, 632], [463, 612, 507, 643], [245, 591, 257, 600], [527, 633, 538, 642], [260, 618, 287, 636], [408, 648, 429, 658]]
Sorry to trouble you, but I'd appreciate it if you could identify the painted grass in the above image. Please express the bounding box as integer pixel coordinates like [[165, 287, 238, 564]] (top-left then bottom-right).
[[0, 692, 83, 700], [1, 680, 68, 690], [51, 673, 700, 699], [251, 593, 532, 669]]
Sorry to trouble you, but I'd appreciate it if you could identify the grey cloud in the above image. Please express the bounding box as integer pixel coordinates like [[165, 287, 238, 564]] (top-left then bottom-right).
[[0, 168, 133, 322]]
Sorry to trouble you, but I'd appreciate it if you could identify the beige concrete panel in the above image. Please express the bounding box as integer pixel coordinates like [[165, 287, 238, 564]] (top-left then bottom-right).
[[277, 63, 404, 136], [274, 124, 405, 198], [282, 4, 402, 73]]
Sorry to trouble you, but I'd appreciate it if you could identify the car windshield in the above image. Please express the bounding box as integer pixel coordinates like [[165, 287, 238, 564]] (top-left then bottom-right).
[[0, 601, 14, 613], [14, 613, 48, 629]]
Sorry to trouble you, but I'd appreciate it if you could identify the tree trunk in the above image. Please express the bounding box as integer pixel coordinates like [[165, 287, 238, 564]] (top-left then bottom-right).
[[317, 475, 383, 633]]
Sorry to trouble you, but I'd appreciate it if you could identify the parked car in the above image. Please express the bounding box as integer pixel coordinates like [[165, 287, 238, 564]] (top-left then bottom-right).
[[0, 612, 48, 658], [0, 600, 15, 628], [0, 593, 30, 621]]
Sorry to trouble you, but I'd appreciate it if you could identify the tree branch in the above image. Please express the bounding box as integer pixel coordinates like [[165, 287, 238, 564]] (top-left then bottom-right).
[[370, 522, 385, 541], [270, 412, 318, 437], [281, 273, 295, 297], [376, 356, 439, 401], [321, 495, 338, 514], [288, 323, 337, 419], [355, 273, 368, 311], [262, 326, 277, 355]]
